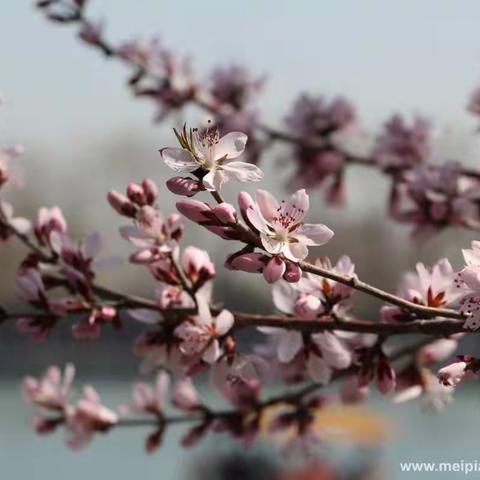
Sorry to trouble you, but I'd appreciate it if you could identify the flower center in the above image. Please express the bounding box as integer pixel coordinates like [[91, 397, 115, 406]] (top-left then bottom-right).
[[272, 201, 304, 232]]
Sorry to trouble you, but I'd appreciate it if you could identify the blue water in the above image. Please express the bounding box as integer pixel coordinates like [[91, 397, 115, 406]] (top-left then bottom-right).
[[2, 382, 480, 479]]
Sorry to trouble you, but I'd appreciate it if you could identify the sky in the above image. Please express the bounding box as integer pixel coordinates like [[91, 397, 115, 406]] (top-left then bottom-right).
[[2, 0, 480, 149], [2, 0, 480, 291]]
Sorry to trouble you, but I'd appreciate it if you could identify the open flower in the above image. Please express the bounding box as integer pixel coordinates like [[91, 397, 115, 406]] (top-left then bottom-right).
[[381, 258, 457, 323], [121, 371, 169, 417], [174, 296, 234, 364], [455, 241, 480, 330], [160, 125, 263, 191], [66, 386, 118, 450], [373, 114, 431, 170], [244, 189, 334, 261], [22, 364, 75, 411]]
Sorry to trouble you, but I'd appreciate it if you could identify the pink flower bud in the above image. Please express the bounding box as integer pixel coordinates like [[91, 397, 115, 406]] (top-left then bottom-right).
[[166, 177, 204, 197], [226, 252, 266, 272], [107, 190, 136, 217], [176, 200, 210, 222], [376, 356, 396, 395], [238, 191, 255, 223], [283, 261, 302, 283], [127, 183, 146, 206], [263, 256, 285, 283], [142, 179, 158, 205], [205, 225, 240, 240], [99, 306, 117, 321], [212, 203, 237, 224], [130, 249, 156, 264], [437, 361, 467, 387]]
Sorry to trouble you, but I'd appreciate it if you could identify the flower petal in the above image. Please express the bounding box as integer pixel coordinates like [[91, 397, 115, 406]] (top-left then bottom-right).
[[277, 331, 303, 363], [161, 148, 198, 173], [246, 203, 269, 233], [202, 169, 228, 191], [284, 189, 309, 222], [307, 355, 332, 384], [296, 224, 334, 246], [202, 340, 221, 364], [312, 332, 352, 369], [214, 132, 247, 160], [221, 161, 263, 183], [272, 281, 296, 314], [215, 309, 234, 335], [255, 190, 280, 223], [283, 242, 308, 262]]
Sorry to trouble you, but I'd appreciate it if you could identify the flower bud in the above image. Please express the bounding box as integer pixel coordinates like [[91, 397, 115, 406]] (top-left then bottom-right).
[[127, 182, 147, 206], [176, 200, 210, 222], [263, 256, 285, 283], [226, 252, 266, 272], [283, 261, 302, 283], [167, 177, 204, 197], [107, 190, 136, 217], [212, 203, 237, 224], [238, 191, 255, 225], [142, 179, 158, 205]]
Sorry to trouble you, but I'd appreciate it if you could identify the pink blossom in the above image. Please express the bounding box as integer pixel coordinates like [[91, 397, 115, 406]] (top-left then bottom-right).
[[244, 189, 334, 261], [381, 258, 457, 323], [454, 241, 480, 330], [120, 207, 183, 260], [50, 231, 105, 292], [117, 37, 195, 120], [373, 114, 431, 170], [171, 378, 202, 411], [22, 364, 75, 411], [161, 125, 263, 191], [72, 307, 118, 340], [175, 297, 234, 364], [417, 338, 459, 365], [394, 369, 454, 411], [260, 287, 352, 386], [285, 94, 355, 140], [211, 355, 263, 409], [0, 201, 31, 242], [390, 163, 477, 238], [122, 371, 169, 417], [66, 386, 118, 450], [34, 206, 67, 247], [209, 64, 264, 110], [437, 361, 468, 387], [284, 94, 355, 200], [302, 255, 356, 303], [182, 246, 216, 288]]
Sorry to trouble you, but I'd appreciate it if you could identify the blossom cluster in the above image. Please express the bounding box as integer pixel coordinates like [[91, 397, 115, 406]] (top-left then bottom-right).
[[0, 0, 479, 461]]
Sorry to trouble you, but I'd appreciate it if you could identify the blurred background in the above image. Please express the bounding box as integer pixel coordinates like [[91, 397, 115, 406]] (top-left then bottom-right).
[[2, 1, 480, 478]]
